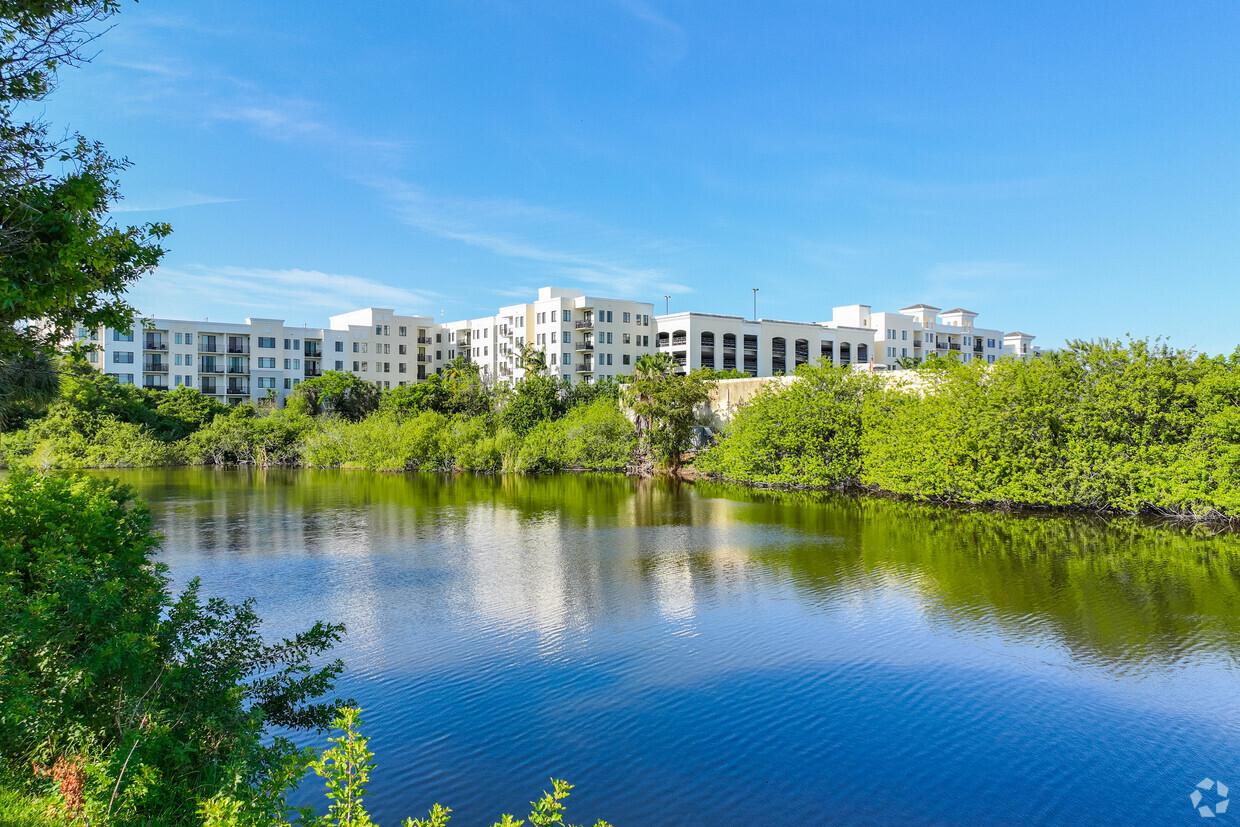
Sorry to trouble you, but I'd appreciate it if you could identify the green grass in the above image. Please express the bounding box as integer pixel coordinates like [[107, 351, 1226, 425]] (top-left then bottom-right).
[[0, 786, 66, 827]]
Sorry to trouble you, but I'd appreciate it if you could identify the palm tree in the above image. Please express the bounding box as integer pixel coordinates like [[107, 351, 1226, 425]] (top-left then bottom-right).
[[633, 352, 676, 378], [0, 351, 60, 436]]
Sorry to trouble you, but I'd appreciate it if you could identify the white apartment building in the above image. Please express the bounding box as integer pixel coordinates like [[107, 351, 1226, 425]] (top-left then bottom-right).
[[75, 287, 1036, 403], [75, 317, 344, 406], [655, 302, 1035, 376], [75, 286, 659, 404]]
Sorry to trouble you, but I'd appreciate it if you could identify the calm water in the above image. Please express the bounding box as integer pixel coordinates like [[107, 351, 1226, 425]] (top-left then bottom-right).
[[106, 468, 1240, 825]]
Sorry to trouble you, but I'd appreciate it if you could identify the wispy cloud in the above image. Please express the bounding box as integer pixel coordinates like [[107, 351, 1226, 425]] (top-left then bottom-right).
[[133, 265, 438, 322], [112, 190, 241, 213], [368, 177, 693, 297], [610, 0, 688, 64]]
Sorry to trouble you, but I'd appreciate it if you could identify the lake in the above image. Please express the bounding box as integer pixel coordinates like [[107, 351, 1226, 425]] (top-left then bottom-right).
[[106, 468, 1240, 825]]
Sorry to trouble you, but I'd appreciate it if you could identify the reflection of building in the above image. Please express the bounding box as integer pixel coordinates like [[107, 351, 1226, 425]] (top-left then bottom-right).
[[654, 303, 1037, 377], [72, 285, 1036, 403]]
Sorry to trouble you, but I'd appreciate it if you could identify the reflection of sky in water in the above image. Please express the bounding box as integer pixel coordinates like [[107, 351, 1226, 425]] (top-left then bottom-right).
[[114, 469, 1240, 826]]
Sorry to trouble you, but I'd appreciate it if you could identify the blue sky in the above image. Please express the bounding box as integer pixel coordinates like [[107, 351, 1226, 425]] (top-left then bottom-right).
[[41, 1, 1240, 352]]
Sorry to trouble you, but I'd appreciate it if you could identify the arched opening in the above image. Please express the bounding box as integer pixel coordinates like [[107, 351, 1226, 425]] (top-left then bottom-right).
[[857, 343, 868, 363], [672, 329, 687, 346], [657, 331, 669, 347], [839, 342, 851, 365], [700, 331, 715, 369], [722, 333, 736, 349]]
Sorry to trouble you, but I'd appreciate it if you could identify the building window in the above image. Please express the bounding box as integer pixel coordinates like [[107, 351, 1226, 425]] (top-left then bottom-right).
[[623, 354, 630, 365], [283, 378, 292, 390], [399, 363, 407, 373], [399, 326, 407, 337], [114, 351, 134, 363], [361, 362, 368, 371], [185, 333, 193, 345], [293, 358, 300, 370], [258, 337, 275, 348], [258, 357, 274, 368], [335, 361, 343, 370], [902, 330, 907, 340], [561, 353, 570, 365], [112, 330, 133, 342], [174, 332, 183, 344], [88, 351, 98, 363], [352, 361, 360, 371], [283, 339, 290, 350]]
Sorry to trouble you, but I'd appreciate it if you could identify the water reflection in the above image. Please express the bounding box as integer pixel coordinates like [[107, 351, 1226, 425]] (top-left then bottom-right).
[[101, 468, 1240, 825]]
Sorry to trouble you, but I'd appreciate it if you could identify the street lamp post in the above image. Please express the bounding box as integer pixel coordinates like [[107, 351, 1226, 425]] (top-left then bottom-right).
[[752, 288, 758, 321], [664, 295, 670, 314]]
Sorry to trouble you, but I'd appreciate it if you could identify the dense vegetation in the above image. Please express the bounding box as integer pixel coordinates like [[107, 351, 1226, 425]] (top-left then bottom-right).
[[700, 339, 1240, 519]]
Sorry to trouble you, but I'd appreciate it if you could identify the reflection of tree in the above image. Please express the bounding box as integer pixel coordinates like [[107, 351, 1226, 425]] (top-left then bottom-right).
[[696, 481, 1240, 668], [102, 469, 1240, 670]]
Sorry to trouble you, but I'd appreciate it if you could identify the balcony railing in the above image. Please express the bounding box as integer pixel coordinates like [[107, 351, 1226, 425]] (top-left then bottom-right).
[[142, 361, 169, 373], [575, 320, 593, 329], [417, 336, 432, 344], [228, 343, 250, 354], [228, 366, 249, 375], [199, 342, 221, 353], [305, 367, 322, 378], [743, 341, 758, 351], [142, 380, 168, 390], [417, 354, 432, 363], [226, 384, 249, 395], [199, 362, 225, 374], [722, 358, 737, 369], [936, 341, 948, 349], [701, 336, 715, 347], [143, 340, 168, 351], [200, 381, 219, 395], [305, 345, 322, 357], [949, 343, 961, 351], [575, 363, 593, 373], [671, 336, 687, 346], [575, 341, 594, 351]]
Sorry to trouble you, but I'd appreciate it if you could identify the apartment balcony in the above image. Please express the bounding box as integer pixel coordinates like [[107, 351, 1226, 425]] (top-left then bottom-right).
[[199, 362, 225, 374], [200, 381, 219, 395], [142, 360, 169, 373], [227, 366, 250, 375], [575, 320, 594, 329], [417, 354, 432, 363], [936, 341, 948, 350], [417, 336, 433, 344], [226, 384, 249, 396], [198, 342, 221, 353], [949, 343, 962, 352], [228, 343, 250, 354], [143, 339, 168, 351], [305, 366, 322, 378], [142, 380, 168, 391], [575, 341, 594, 351], [575, 363, 593, 373], [304, 344, 322, 357]]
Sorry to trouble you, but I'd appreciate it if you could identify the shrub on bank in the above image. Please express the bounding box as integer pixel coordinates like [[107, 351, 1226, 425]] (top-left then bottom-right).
[[701, 339, 1240, 518], [698, 365, 875, 486]]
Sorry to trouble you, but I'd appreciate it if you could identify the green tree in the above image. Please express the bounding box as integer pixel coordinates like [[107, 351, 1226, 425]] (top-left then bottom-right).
[[290, 371, 381, 421], [1, 2, 170, 359], [628, 367, 715, 471]]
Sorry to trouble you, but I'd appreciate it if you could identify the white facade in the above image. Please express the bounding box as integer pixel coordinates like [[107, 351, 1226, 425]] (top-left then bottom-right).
[[75, 287, 1037, 402], [655, 302, 1036, 376]]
